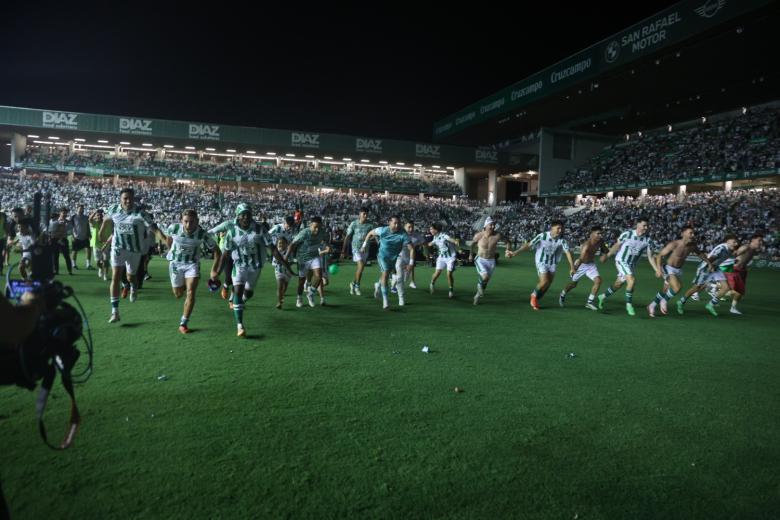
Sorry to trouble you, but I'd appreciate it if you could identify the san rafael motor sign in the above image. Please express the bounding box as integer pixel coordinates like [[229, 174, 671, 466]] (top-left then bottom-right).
[[188, 124, 220, 141], [291, 132, 320, 149], [42, 111, 78, 130], [119, 118, 153, 136]]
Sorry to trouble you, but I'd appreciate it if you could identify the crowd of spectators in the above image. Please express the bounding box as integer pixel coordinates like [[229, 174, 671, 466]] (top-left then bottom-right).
[[1, 172, 777, 260], [558, 106, 780, 192], [18, 147, 462, 195]]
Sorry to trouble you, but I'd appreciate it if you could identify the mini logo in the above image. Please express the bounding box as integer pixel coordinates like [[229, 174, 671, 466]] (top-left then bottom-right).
[[189, 124, 220, 140], [694, 0, 726, 18], [291, 132, 320, 148], [605, 41, 621, 63], [415, 144, 440, 159], [119, 118, 153, 135], [42, 111, 78, 129], [356, 138, 382, 153], [476, 149, 498, 163]]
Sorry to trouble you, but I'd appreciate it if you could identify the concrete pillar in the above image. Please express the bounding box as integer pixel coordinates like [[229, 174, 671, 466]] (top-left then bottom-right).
[[678, 184, 686, 201], [640, 188, 648, 198], [69, 141, 75, 154], [724, 181, 732, 192], [454, 167, 466, 192], [384, 190, 389, 197], [419, 193, 424, 201], [496, 177, 506, 204], [113, 174, 120, 187], [348, 188, 353, 196], [10, 133, 27, 165], [606, 191, 614, 199], [575, 194, 583, 204], [487, 170, 497, 206], [68, 172, 75, 182], [276, 157, 281, 167]]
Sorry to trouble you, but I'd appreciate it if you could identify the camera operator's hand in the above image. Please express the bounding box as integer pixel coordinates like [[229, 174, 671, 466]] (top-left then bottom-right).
[[0, 292, 43, 348]]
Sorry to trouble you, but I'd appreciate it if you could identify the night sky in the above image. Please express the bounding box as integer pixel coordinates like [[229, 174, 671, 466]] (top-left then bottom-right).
[[1, 3, 678, 142]]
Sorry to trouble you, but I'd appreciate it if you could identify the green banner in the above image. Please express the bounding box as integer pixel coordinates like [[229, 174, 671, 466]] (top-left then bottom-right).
[[540, 169, 779, 197], [0, 106, 507, 168], [434, 0, 773, 139]]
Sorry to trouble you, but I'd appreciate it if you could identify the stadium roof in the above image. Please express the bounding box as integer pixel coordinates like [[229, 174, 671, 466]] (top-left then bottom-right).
[[433, 0, 778, 146]]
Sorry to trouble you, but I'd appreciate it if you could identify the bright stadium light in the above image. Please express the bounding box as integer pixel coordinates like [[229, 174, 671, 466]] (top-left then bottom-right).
[[396, 162, 405, 166], [74, 138, 86, 142], [446, 167, 455, 170], [205, 147, 215, 152], [27, 135, 39, 138], [361, 159, 370, 163], [185, 146, 195, 150], [120, 141, 131, 145], [324, 156, 333, 160], [343, 158, 352, 161], [414, 164, 422, 168], [266, 152, 276, 156], [227, 149, 236, 153], [432, 165, 440, 169], [48, 136, 60, 140], [305, 155, 315, 159], [163, 145, 174, 149], [379, 161, 388, 165], [98, 139, 109, 144], [246, 150, 256, 154], [33, 140, 55, 145], [142, 143, 153, 147], [285, 154, 296, 158]]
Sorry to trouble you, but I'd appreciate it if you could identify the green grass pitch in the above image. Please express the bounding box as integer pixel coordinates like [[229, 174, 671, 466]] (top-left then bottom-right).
[[2, 252, 779, 519]]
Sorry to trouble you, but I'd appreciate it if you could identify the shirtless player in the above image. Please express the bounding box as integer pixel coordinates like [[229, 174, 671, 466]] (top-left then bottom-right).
[[559, 225, 609, 310], [725, 233, 763, 315], [468, 217, 502, 305], [647, 226, 712, 318]]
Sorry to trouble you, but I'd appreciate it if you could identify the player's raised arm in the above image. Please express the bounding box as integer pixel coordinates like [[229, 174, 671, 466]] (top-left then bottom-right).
[[360, 230, 377, 252], [605, 238, 621, 259], [506, 241, 531, 258], [647, 244, 662, 277], [732, 244, 751, 269], [98, 217, 113, 244], [341, 224, 353, 259], [406, 242, 416, 271]]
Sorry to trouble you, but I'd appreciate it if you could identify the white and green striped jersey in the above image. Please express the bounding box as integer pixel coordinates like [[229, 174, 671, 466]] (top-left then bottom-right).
[[615, 230, 652, 267], [106, 203, 155, 253], [272, 249, 291, 274], [166, 224, 217, 263], [400, 231, 425, 262], [530, 232, 570, 266], [431, 232, 458, 258], [347, 220, 374, 252], [696, 243, 733, 273], [292, 227, 330, 263], [268, 223, 293, 245], [224, 223, 273, 269], [207, 219, 236, 236]]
